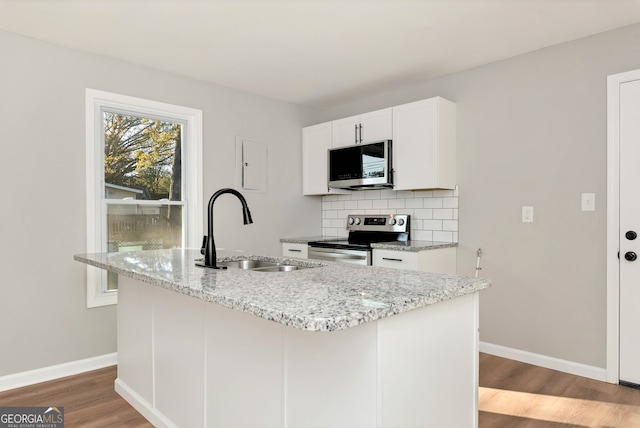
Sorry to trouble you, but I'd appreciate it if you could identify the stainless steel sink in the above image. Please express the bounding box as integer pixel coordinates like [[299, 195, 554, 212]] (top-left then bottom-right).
[[217, 259, 313, 272], [218, 259, 278, 269]]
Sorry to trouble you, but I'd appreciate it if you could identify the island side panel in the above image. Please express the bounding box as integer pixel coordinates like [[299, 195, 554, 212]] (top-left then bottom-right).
[[153, 286, 206, 428], [285, 323, 378, 428], [116, 277, 154, 405], [378, 292, 479, 428], [205, 303, 285, 428]]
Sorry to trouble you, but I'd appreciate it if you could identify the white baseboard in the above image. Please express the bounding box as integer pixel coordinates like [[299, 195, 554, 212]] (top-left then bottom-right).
[[115, 379, 176, 428], [0, 353, 117, 392], [480, 342, 607, 382]]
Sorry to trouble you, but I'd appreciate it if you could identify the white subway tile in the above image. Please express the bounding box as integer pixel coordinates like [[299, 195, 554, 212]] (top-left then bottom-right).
[[364, 190, 381, 200], [331, 201, 345, 210], [372, 199, 389, 209], [414, 208, 433, 220], [350, 192, 366, 200], [401, 209, 414, 217], [453, 209, 458, 220], [344, 200, 359, 210], [423, 220, 443, 230], [411, 219, 423, 230], [337, 194, 352, 201], [331, 219, 345, 228], [413, 190, 434, 198], [433, 231, 454, 242], [406, 198, 424, 209], [423, 198, 443, 208], [324, 195, 338, 202], [413, 230, 434, 241], [365, 209, 381, 214], [433, 189, 454, 197], [325, 210, 337, 219], [443, 220, 458, 231], [322, 218, 332, 228], [322, 201, 332, 210], [380, 189, 396, 199], [380, 209, 397, 215], [452, 232, 458, 242], [388, 199, 405, 209], [395, 190, 414, 199], [442, 197, 458, 208], [357, 199, 373, 209], [433, 209, 454, 220], [338, 210, 351, 220]]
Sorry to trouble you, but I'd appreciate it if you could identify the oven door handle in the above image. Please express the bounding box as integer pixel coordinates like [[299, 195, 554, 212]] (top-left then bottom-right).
[[309, 251, 367, 261]]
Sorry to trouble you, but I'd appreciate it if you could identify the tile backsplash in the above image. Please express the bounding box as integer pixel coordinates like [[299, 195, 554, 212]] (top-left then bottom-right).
[[322, 187, 459, 243]]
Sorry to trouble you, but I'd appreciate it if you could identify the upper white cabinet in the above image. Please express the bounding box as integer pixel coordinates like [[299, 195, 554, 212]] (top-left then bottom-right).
[[392, 97, 456, 190], [302, 122, 332, 195], [302, 122, 349, 195], [302, 97, 455, 195], [332, 108, 392, 147]]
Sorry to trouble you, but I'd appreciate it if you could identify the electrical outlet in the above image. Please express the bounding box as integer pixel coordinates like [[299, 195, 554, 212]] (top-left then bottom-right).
[[522, 206, 534, 223], [582, 193, 595, 211]]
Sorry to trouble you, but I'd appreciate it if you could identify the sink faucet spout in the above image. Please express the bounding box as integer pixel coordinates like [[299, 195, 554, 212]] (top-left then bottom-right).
[[201, 188, 253, 269]]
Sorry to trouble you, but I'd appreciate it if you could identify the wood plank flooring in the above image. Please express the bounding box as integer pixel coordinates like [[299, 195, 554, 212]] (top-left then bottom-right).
[[0, 366, 151, 427], [2, 353, 640, 427], [479, 353, 640, 427]]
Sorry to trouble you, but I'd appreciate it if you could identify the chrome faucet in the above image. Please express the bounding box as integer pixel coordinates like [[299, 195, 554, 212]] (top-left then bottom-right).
[[198, 188, 253, 269]]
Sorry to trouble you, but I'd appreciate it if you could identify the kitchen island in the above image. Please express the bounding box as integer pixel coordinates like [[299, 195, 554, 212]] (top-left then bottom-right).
[[75, 249, 490, 428]]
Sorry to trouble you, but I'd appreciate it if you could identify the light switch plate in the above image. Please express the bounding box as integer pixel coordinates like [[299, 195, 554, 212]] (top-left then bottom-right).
[[582, 193, 595, 211], [522, 206, 534, 223]]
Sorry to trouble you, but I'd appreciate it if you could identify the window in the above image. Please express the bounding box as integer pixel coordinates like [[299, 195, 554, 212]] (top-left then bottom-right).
[[85, 89, 202, 307]]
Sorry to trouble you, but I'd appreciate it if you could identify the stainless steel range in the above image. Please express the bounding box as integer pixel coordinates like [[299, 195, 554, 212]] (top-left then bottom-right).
[[308, 214, 410, 265]]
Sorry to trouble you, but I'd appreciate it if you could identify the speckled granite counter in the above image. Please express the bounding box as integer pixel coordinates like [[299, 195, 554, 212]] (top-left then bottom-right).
[[279, 236, 342, 244], [371, 240, 457, 252], [281, 236, 457, 252], [75, 248, 488, 332]]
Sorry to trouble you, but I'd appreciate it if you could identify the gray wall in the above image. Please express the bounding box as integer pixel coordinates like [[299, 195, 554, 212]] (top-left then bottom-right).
[[0, 30, 320, 376], [315, 23, 640, 368]]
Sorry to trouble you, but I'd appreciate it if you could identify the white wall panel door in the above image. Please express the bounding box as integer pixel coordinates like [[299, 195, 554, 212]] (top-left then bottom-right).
[[619, 78, 640, 385]]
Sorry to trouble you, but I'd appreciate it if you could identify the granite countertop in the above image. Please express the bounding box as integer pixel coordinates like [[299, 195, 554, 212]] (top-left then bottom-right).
[[75, 249, 489, 332], [280, 236, 457, 252]]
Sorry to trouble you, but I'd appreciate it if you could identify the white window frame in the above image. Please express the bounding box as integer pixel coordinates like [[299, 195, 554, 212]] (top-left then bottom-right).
[[85, 89, 203, 307]]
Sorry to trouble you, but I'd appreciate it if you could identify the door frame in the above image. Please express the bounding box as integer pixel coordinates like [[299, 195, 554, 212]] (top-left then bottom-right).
[[606, 69, 640, 383]]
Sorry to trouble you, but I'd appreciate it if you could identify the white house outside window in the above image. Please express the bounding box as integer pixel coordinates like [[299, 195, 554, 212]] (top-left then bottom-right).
[[85, 89, 202, 307]]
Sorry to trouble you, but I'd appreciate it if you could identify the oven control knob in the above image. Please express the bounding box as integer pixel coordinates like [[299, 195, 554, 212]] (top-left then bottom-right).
[[348, 217, 355, 225], [354, 217, 361, 225], [397, 218, 405, 226], [389, 218, 397, 225]]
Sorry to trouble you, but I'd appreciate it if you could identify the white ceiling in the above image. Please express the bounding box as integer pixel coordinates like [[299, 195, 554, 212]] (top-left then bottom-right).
[[2, 0, 640, 108]]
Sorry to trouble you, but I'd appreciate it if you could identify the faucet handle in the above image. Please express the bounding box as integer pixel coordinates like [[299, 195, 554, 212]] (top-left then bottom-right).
[[200, 236, 207, 255]]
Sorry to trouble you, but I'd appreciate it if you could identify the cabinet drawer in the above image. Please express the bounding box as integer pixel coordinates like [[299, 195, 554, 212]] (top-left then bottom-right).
[[373, 250, 420, 270], [373, 247, 457, 274], [282, 243, 308, 259]]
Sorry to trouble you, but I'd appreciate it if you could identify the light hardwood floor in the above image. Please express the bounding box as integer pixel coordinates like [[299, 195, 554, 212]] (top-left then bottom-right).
[[479, 353, 640, 427], [2, 353, 640, 427]]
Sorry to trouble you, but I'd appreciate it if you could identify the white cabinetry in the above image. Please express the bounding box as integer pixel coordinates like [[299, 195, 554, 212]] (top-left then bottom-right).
[[332, 108, 392, 147], [373, 247, 457, 274], [282, 242, 308, 259], [302, 123, 349, 195], [392, 97, 456, 190], [302, 97, 456, 195]]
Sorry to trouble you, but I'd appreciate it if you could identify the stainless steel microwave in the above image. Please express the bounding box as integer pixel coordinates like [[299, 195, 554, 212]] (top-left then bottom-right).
[[328, 140, 393, 190]]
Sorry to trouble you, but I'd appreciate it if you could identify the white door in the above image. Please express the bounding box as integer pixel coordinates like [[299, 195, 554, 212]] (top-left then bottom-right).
[[619, 77, 640, 385]]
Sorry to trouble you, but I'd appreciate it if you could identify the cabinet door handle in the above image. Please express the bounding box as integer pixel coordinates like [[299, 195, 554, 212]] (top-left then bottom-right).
[[354, 124, 358, 144], [287, 249, 302, 252], [359, 124, 363, 143], [382, 257, 403, 262]]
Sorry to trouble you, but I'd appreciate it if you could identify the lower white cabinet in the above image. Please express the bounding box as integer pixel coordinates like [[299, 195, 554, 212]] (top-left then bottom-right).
[[282, 243, 308, 259], [373, 247, 456, 274]]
